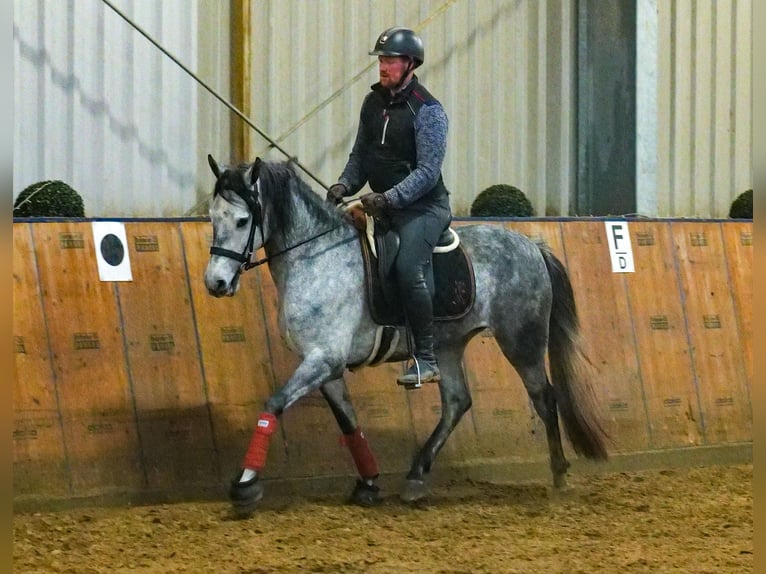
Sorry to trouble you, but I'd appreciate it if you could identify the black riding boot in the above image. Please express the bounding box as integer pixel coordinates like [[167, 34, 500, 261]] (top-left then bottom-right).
[[397, 280, 441, 386]]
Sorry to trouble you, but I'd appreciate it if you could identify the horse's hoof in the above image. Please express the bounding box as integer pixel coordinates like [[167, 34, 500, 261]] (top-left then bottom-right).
[[553, 474, 572, 491], [400, 479, 427, 502], [229, 476, 264, 518], [552, 461, 571, 490], [349, 479, 381, 507]]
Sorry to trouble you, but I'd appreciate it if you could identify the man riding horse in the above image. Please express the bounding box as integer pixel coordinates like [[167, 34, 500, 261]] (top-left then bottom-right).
[[326, 26, 453, 387]]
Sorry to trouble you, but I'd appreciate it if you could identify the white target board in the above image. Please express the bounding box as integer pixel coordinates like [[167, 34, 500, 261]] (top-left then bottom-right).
[[92, 221, 133, 281]]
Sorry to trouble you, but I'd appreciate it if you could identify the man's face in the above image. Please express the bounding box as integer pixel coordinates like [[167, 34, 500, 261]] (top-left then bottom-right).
[[378, 56, 411, 89]]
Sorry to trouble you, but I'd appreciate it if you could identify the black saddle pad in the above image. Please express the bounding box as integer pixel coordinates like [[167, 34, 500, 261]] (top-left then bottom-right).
[[359, 231, 476, 326]]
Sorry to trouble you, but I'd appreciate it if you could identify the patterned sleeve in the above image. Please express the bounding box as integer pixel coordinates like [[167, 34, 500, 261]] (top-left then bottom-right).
[[383, 102, 448, 208]]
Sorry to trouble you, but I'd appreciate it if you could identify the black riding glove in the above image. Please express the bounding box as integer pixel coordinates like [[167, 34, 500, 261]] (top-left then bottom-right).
[[360, 192, 390, 217], [325, 183, 347, 205]]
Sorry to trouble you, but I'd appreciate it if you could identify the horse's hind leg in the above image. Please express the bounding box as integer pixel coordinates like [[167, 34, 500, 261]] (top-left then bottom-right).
[[515, 363, 570, 488], [402, 347, 472, 502], [494, 321, 571, 488], [320, 377, 382, 506]]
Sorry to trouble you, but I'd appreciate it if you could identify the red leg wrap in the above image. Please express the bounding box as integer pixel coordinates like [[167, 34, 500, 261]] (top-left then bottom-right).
[[342, 427, 379, 479], [242, 412, 278, 471]]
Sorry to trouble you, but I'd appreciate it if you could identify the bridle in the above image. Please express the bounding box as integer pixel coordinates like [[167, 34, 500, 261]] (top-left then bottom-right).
[[209, 178, 265, 275], [209, 175, 342, 275]]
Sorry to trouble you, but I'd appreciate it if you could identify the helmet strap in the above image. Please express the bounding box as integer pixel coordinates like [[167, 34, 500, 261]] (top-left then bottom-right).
[[392, 58, 415, 94]]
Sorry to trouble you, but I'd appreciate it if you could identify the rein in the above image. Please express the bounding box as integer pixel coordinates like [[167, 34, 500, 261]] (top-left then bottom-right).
[[210, 176, 343, 273], [245, 223, 342, 269]]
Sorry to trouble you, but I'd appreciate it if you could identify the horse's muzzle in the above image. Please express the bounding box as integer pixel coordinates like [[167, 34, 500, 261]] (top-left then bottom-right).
[[205, 275, 238, 297], [208, 286, 227, 297], [207, 280, 229, 297]]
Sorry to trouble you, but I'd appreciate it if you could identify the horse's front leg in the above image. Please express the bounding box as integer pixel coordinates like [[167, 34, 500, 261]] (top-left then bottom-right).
[[320, 377, 382, 506], [229, 350, 343, 517]]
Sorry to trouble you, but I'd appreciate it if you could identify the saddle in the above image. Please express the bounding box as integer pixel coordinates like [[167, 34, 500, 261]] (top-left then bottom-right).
[[347, 204, 476, 327]]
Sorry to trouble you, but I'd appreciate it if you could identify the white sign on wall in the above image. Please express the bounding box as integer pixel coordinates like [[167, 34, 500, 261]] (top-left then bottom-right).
[[604, 221, 635, 273], [92, 221, 133, 282]]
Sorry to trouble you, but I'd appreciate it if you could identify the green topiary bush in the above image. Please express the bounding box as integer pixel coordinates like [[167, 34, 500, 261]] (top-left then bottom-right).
[[728, 189, 752, 219], [13, 180, 85, 217], [470, 184, 535, 217]]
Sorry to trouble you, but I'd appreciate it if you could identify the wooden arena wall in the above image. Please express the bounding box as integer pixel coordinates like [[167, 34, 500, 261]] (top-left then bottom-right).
[[13, 219, 752, 503]]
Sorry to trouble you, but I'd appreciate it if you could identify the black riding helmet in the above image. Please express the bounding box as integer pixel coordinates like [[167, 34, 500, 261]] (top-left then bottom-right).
[[369, 27, 424, 68]]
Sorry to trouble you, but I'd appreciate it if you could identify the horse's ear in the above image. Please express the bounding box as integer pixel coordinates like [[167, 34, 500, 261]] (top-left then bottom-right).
[[208, 154, 221, 179], [250, 157, 262, 186]]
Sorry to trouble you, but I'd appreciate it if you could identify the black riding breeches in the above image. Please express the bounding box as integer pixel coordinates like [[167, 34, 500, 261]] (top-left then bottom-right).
[[388, 196, 451, 339]]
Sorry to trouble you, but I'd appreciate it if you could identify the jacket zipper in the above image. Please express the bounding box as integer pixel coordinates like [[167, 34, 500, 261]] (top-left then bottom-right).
[[381, 110, 390, 144]]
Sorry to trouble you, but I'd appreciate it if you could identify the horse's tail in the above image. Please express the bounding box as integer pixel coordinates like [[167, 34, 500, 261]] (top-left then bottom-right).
[[541, 246, 609, 461]]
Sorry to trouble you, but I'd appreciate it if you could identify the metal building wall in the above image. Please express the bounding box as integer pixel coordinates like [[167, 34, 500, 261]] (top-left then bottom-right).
[[243, 0, 577, 217], [13, 1, 752, 218], [241, 0, 752, 218], [13, 0, 201, 217], [654, 0, 752, 217]]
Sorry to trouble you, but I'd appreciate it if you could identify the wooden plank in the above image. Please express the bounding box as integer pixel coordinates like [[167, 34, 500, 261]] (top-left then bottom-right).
[[671, 222, 752, 444], [469, 383, 549, 464], [721, 222, 752, 387], [463, 332, 545, 461], [13, 223, 70, 496], [181, 222, 288, 476], [506, 220, 566, 259], [560, 221, 650, 453], [32, 222, 144, 495], [280, 391, 355, 479], [118, 222, 217, 488], [349, 391, 414, 474], [623, 221, 702, 448], [463, 329, 523, 394], [135, 416, 216, 490], [12, 416, 69, 498]]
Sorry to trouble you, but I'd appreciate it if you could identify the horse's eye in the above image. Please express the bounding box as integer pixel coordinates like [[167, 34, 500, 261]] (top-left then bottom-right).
[[236, 217, 249, 228]]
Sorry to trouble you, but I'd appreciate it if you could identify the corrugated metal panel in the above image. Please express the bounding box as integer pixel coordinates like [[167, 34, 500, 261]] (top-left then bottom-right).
[[194, 0, 231, 211], [245, 0, 576, 216], [14, 0, 200, 217], [14, 1, 751, 218], [655, 0, 752, 217]]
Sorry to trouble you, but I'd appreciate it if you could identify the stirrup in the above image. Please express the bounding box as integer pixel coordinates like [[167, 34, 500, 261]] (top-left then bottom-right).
[[397, 357, 441, 389]]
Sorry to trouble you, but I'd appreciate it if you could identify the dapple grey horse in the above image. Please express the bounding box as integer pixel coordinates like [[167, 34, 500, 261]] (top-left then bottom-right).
[[204, 156, 608, 516]]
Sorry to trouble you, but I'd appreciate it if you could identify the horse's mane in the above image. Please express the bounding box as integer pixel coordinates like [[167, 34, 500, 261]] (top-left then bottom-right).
[[255, 161, 347, 244]]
